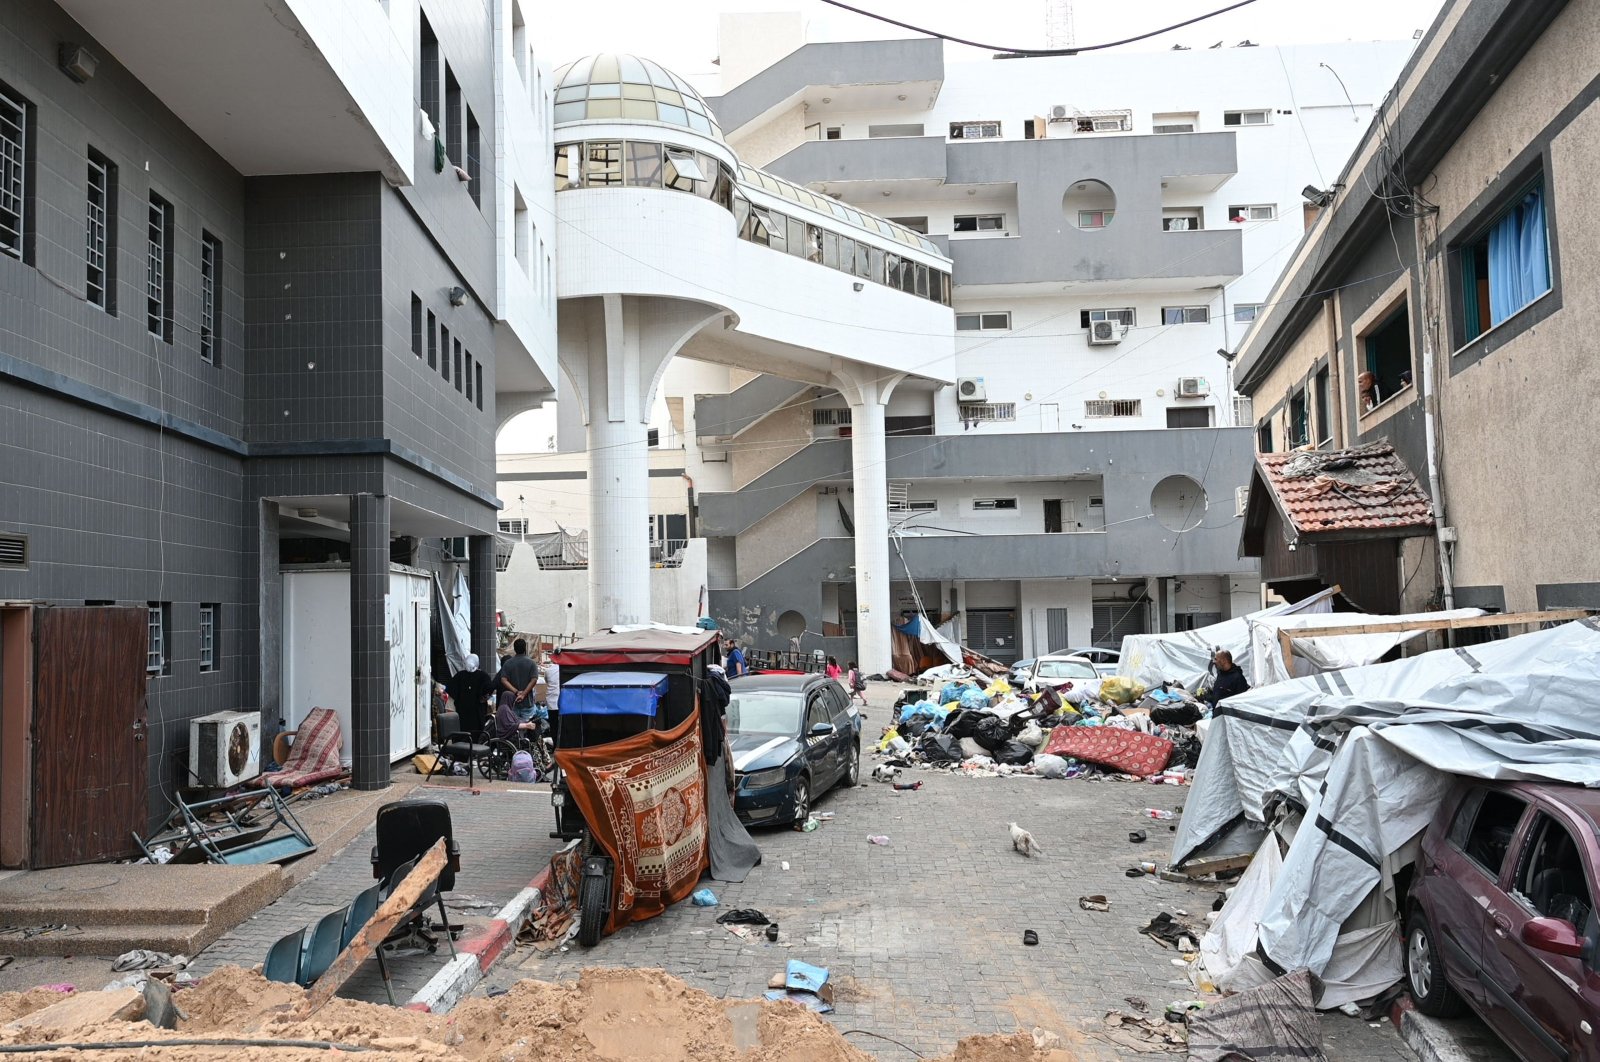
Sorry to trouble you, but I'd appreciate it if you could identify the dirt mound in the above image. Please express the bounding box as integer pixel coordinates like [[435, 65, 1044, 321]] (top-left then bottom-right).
[[0, 966, 1070, 1061]]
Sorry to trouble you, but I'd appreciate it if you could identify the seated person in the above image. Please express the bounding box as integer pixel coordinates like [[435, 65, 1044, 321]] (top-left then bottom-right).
[[494, 694, 543, 742]]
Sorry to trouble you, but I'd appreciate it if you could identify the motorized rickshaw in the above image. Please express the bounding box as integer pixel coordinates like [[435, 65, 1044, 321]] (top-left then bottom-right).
[[549, 627, 722, 946]]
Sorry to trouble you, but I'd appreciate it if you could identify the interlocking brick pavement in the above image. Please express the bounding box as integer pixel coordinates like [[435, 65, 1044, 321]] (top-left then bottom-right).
[[477, 688, 1417, 1061], [193, 782, 562, 1004]]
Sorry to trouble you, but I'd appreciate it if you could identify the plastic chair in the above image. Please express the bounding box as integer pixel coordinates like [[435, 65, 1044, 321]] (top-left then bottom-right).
[[297, 905, 349, 987], [262, 927, 305, 985], [343, 882, 382, 950]]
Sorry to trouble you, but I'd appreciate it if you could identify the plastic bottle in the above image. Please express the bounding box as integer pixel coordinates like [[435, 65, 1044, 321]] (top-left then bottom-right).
[[1143, 808, 1176, 820], [867, 835, 891, 846]]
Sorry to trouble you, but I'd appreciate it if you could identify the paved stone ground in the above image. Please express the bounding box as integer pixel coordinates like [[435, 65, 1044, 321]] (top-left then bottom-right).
[[478, 688, 1418, 1061], [194, 781, 562, 1003]]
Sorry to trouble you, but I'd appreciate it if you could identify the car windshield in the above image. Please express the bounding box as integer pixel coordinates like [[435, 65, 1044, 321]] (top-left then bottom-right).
[[728, 691, 802, 736], [1034, 659, 1097, 681]]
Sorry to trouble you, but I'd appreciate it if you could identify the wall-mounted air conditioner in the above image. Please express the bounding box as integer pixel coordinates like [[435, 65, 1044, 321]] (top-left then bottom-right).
[[1088, 321, 1122, 346], [189, 710, 262, 788], [1176, 376, 1211, 398], [956, 377, 987, 402], [1048, 104, 1072, 122]]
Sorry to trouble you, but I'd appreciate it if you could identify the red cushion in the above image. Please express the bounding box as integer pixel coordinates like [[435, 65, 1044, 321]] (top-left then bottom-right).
[[1043, 726, 1172, 776]]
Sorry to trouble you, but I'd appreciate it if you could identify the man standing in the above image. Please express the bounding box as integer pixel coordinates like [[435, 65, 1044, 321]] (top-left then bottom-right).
[[496, 638, 540, 722], [1203, 649, 1250, 710], [725, 639, 747, 678]]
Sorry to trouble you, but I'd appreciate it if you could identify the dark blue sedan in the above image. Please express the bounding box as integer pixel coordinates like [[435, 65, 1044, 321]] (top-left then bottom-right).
[[728, 674, 860, 826]]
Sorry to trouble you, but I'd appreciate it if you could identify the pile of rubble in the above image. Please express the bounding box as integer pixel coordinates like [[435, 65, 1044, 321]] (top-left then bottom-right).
[[875, 674, 1202, 782], [0, 966, 1080, 1061]]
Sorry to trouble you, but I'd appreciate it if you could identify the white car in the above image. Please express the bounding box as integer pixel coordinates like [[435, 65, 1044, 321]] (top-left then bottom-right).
[[1060, 647, 1121, 678], [1022, 653, 1101, 689]]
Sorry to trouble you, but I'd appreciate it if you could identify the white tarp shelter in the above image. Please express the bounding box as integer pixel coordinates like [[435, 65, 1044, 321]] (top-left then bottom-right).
[[1117, 588, 1336, 691], [1189, 618, 1600, 1007], [1244, 606, 1485, 687]]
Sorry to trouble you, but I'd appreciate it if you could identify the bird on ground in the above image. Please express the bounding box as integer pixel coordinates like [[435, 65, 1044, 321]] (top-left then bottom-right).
[[1009, 822, 1044, 857]]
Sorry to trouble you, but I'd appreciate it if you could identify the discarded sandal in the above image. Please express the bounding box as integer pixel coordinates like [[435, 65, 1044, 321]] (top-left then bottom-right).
[[1023, 929, 1039, 946], [1078, 895, 1111, 912], [1128, 830, 1147, 843]]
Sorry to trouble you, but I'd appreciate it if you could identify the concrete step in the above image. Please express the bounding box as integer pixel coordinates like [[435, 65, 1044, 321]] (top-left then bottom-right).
[[0, 920, 217, 958]]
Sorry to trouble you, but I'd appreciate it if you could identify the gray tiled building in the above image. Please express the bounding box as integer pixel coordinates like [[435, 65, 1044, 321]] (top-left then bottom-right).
[[0, 0, 556, 865]]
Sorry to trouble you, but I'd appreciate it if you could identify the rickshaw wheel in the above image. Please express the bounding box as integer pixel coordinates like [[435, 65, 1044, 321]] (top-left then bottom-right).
[[578, 867, 610, 947]]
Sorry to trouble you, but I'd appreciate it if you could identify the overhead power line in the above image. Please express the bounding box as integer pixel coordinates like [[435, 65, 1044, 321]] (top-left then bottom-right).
[[815, 0, 1260, 57]]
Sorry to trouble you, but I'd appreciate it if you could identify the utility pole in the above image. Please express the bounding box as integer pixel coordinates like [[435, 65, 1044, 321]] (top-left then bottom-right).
[[1045, 0, 1076, 49]]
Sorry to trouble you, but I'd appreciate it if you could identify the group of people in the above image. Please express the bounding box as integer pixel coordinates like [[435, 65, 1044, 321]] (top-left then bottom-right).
[[440, 638, 561, 742]]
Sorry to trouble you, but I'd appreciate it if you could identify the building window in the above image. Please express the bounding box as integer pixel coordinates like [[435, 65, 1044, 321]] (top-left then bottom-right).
[[1223, 109, 1271, 127], [1153, 111, 1198, 133], [825, 126, 842, 140], [513, 187, 530, 270], [410, 294, 423, 357], [200, 233, 221, 363], [1256, 421, 1273, 453], [86, 150, 117, 312], [1073, 111, 1131, 134], [1163, 210, 1202, 231], [1458, 178, 1550, 343], [199, 603, 219, 673], [1233, 395, 1253, 427], [812, 408, 852, 426], [464, 351, 474, 401], [445, 66, 462, 164], [961, 402, 1016, 422], [475, 362, 484, 410], [466, 107, 482, 206], [1288, 390, 1309, 447], [1313, 367, 1332, 445], [1161, 306, 1209, 325], [440, 325, 451, 381], [453, 338, 463, 392], [972, 498, 1018, 511], [1233, 303, 1262, 322], [899, 499, 938, 512], [887, 215, 928, 233], [1360, 302, 1413, 411], [646, 428, 661, 447], [498, 518, 529, 535], [955, 312, 1011, 331], [1080, 308, 1135, 328], [868, 124, 924, 138], [1085, 399, 1142, 418], [146, 194, 173, 341], [1229, 204, 1277, 222], [420, 15, 440, 130], [0, 82, 32, 262], [1166, 407, 1213, 429], [953, 214, 1004, 233], [1077, 209, 1115, 229], [147, 602, 169, 675], [426, 310, 437, 368], [949, 121, 1001, 140]]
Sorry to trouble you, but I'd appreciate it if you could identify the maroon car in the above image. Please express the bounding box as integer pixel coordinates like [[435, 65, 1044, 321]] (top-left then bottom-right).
[[1407, 779, 1600, 1061]]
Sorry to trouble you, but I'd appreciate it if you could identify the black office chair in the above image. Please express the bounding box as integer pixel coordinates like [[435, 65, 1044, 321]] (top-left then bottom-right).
[[427, 710, 491, 786], [370, 799, 461, 955]]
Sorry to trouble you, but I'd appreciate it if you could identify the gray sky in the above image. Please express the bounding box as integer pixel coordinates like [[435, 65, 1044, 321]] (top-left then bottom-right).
[[534, 0, 1447, 87]]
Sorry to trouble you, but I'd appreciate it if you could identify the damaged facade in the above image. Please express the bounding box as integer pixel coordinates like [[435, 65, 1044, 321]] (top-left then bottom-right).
[[0, 0, 557, 865], [1234, 0, 1600, 616]]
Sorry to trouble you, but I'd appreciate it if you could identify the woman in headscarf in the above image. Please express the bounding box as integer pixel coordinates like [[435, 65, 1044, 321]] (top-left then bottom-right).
[[443, 652, 494, 737]]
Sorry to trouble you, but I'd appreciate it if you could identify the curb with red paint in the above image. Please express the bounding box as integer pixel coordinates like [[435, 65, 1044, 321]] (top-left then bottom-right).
[[406, 862, 554, 1013]]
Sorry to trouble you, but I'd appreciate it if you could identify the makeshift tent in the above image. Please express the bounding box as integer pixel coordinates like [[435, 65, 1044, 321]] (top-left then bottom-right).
[[1117, 587, 1336, 691], [894, 614, 962, 668], [432, 570, 471, 676], [1244, 606, 1485, 687], [1189, 618, 1600, 1008]]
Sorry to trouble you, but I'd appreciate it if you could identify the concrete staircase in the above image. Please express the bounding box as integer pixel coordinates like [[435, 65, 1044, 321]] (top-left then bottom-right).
[[0, 863, 286, 956]]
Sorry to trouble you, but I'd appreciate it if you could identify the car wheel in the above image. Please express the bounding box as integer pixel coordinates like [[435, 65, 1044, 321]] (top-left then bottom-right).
[[844, 741, 861, 787], [1407, 911, 1467, 1017], [790, 776, 810, 824]]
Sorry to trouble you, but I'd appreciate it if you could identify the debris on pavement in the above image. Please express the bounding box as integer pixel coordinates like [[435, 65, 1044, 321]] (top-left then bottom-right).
[[866, 834, 891, 846], [1022, 929, 1039, 946], [1078, 895, 1111, 912], [111, 949, 187, 973], [690, 888, 719, 907], [1185, 968, 1324, 1062], [1092, 1009, 1189, 1053], [715, 908, 770, 925]]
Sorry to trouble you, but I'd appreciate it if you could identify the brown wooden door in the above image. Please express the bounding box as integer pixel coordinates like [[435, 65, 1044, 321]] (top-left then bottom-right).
[[31, 607, 148, 867]]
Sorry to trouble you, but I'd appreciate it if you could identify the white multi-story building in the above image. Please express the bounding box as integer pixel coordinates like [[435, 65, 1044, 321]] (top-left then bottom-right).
[[497, 23, 1415, 670]]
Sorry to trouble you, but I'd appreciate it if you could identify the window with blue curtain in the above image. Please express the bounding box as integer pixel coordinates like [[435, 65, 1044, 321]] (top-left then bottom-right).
[[1459, 179, 1550, 342]]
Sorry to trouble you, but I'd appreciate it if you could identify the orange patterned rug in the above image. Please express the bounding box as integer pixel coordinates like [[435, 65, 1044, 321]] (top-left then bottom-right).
[[555, 711, 710, 936]]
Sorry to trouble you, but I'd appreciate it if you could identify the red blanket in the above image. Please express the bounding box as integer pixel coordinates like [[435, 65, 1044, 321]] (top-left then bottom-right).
[[555, 711, 710, 936], [258, 707, 345, 788], [1044, 725, 1173, 777]]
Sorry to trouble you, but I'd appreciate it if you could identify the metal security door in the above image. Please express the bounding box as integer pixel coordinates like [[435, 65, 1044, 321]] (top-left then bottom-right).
[[1092, 600, 1148, 649], [1045, 608, 1071, 652], [965, 608, 1019, 664], [414, 599, 432, 751], [32, 607, 147, 867]]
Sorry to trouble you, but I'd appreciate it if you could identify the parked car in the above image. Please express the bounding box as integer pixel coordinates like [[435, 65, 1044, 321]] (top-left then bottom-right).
[[1061, 646, 1121, 677], [1407, 778, 1600, 1061], [727, 674, 860, 826], [1008, 658, 1036, 685], [1021, 654, 1101, 690]]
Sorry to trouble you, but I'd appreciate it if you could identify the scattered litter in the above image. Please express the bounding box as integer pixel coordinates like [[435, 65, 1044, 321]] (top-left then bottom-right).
[[1338, 1002, 1361, 1017], [1124, 995, 1149, 1012], [1093, 1010, 1189, 1053], [486, 986, 509, 998], [1186, 969, 1321, 1062], [785, 960, 829, 995], [780, 861, 790, 871], [765, 924, 780, 942], [1032, 1028, 1061, 1051], [112, 950, 188, 974], [1129, 830, 1147, 843], [814, 812, 835, 821], [1165, 1000, 1206, 1023], [690, 888, 719, 907], [892, 781, 924, 791], [1143, 809, 1176, 820], [867, 835, 891, 846], [795, 816, 821, 833], [39, 984, 76, 994], [1079, 895, 1111, 912], [764, 989, 833, 1014], [1022, 929, 1039, 947], [715, 909, 769, 926], [1141, 911, 1205, 950]]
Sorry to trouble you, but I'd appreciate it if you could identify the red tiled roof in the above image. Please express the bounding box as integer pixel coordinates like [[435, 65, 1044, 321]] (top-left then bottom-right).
[[1257, 441, 1434, 537]]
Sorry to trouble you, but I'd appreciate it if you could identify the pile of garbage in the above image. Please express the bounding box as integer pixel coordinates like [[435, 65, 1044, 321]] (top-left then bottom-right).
[[0, 965, 1074, 1061], [875, 674, 1204, 782]]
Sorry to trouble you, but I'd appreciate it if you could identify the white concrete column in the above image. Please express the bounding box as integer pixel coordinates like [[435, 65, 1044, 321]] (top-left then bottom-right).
[[833, 364, 905, 675], [587, 406, 650, 626]]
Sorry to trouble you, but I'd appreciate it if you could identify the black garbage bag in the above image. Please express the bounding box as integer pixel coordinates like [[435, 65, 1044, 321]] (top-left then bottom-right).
[[919, 732, 964, 763], [904, 718, 932, 740], [944, 708, 981, 739], [973, 714, 1010, 751], [992, 740, 1034, 766], [1150, 702, 1203, 726]]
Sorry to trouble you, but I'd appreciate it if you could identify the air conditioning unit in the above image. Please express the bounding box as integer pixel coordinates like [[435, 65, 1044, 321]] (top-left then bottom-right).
[[1088, 320, 1122, 346], [189, 710, 262, 787], [1048, 104, 1072, 122], [1176, 376, 1211, 398], [956, 376, 987, 402], [1235, 485, 1250, 518]]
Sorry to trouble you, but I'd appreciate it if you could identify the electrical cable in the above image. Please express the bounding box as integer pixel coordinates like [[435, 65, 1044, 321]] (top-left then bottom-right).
[[814, 0, 1260, 56]]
